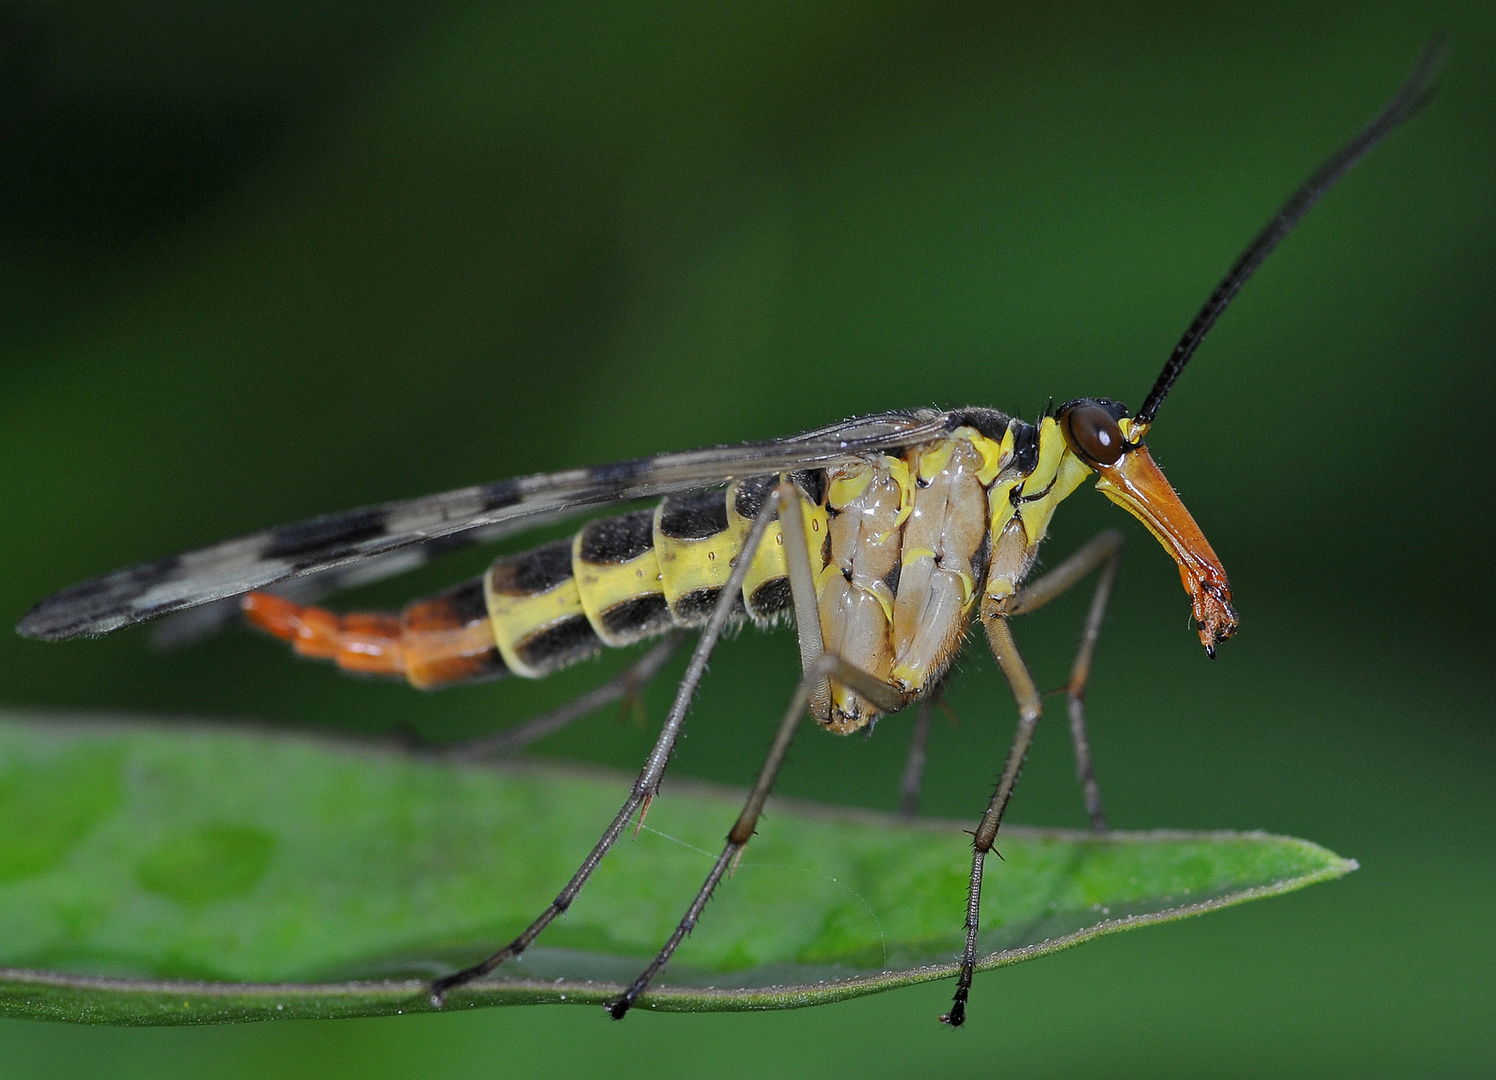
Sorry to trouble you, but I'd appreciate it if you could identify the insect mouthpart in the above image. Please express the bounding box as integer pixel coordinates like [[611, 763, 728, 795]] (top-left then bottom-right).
[[1087, 419, 1238, 656]]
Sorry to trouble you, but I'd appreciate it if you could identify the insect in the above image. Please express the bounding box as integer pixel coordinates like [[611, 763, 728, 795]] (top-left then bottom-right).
[[16, 44, 1440, 1026]]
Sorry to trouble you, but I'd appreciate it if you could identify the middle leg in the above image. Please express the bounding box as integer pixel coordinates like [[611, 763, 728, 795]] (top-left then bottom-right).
[[441, 633, 683, 759]]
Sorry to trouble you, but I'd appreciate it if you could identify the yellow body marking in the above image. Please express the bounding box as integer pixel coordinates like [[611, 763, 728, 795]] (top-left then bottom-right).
[[864, 580, 895, 624], [954, 565, 977, 607], [736, 525, 788, 611], [901, 545, 938, 567], [980, 426, 1024, 544], [653, 501, 739, 613], [885, 457, 915, 532], [948, 425, 1011, 485], [1016, 417, 1092, 544], [987, 477, 1019, 540], [827, 468, 872, 507], [916, 439, 956, 483], [814, 562, 842, 593], [800, 490, 830, 575], [571, 538, 664, 646], [484, 574, 588, 679], [1023, 452, 1093, 543], [724, 481, 791, 615]]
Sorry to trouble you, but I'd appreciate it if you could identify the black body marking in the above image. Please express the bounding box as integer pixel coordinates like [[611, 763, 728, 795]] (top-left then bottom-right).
[[945, 407, 1013, 443], [513, 615, 603, 674], [657, 490, 730, 541], [732, 475, 779, 520], [598, 594, 675, 643], [488, 539, 575, 596], [1015, 475, 1058, 504], [432, 577, 490, 624], [458, 650, 511, 684], [789, 470, 826, 506], [747, 577, 792, 619], [671, 586, 743, 626], [1008, 421, 1039, 479], [971, 530, 992, 586], [577, 510, 656, 565]]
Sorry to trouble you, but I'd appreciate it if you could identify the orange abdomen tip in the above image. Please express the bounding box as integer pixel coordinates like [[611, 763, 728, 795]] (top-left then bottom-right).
[[241, 592, 406, 676], [332, 612, 406, 675]]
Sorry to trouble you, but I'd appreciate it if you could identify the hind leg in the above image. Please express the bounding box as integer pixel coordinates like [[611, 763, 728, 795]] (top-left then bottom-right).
[[442, 634, 683, 758], [428, 484, 787, 1006]]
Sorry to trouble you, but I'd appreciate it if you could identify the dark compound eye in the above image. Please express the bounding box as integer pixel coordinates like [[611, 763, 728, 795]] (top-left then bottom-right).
[[1061, 404, 1127, 466]]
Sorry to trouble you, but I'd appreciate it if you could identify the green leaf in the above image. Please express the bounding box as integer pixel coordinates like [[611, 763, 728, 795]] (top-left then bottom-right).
[[0, 712, 1353, 1025]]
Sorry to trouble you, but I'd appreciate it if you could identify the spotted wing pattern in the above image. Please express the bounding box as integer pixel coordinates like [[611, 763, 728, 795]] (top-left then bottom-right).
[[17, 411, 957, 642]]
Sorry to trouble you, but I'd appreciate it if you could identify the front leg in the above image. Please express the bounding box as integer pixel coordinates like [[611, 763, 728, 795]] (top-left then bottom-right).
[[940, 609, 1043, 1027], [1004, 528, 1125, 831]]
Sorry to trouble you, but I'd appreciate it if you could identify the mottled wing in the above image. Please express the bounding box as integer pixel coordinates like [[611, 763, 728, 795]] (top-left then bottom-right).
[[18, 410, 950, 641], [145, 526, 510, 650]]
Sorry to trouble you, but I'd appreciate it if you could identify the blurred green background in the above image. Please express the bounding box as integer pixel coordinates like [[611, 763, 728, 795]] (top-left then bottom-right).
[[0, 1, 1492, 1076]]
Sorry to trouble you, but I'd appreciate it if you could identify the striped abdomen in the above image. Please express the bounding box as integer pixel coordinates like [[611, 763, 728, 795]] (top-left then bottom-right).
[[243, 414, 1098, 734], [240, 477, 823, 688]]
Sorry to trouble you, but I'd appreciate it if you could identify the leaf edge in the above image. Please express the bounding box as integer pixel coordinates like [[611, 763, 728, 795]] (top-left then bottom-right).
[[0, 831, 1355, 1026]]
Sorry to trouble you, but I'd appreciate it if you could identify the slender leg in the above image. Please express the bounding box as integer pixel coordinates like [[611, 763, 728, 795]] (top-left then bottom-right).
[[441, 634, 683, 759], [608, 650, 905, 1018], [1060, 545, 1119, 831], [429, 489, 784, 1006], [941, 612, 1041, 1028], [777, 485, 831, 718], [939, 529, 1124, 1027], [1004, 529, 1124, 831], [607, 481, 908, 1018], [898, 698, 935, 818]]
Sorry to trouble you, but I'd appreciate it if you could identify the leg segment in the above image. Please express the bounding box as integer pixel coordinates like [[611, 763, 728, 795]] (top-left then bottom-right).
[[940, 530, 1123, 1026], [898, 697, 935, 818], [608, 651, 906, 1018], [428, 489, 784, 1006], [942, 613, 1042, 1027], [1004, 529, 1124, 831], [777, 485, 831, 718], [442, 634, 683, 759], [606, 481, 908, 1017]]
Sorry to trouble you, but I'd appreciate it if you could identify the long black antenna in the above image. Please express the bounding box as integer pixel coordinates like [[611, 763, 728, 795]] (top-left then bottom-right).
[[1133, 38, 1446, 431]]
